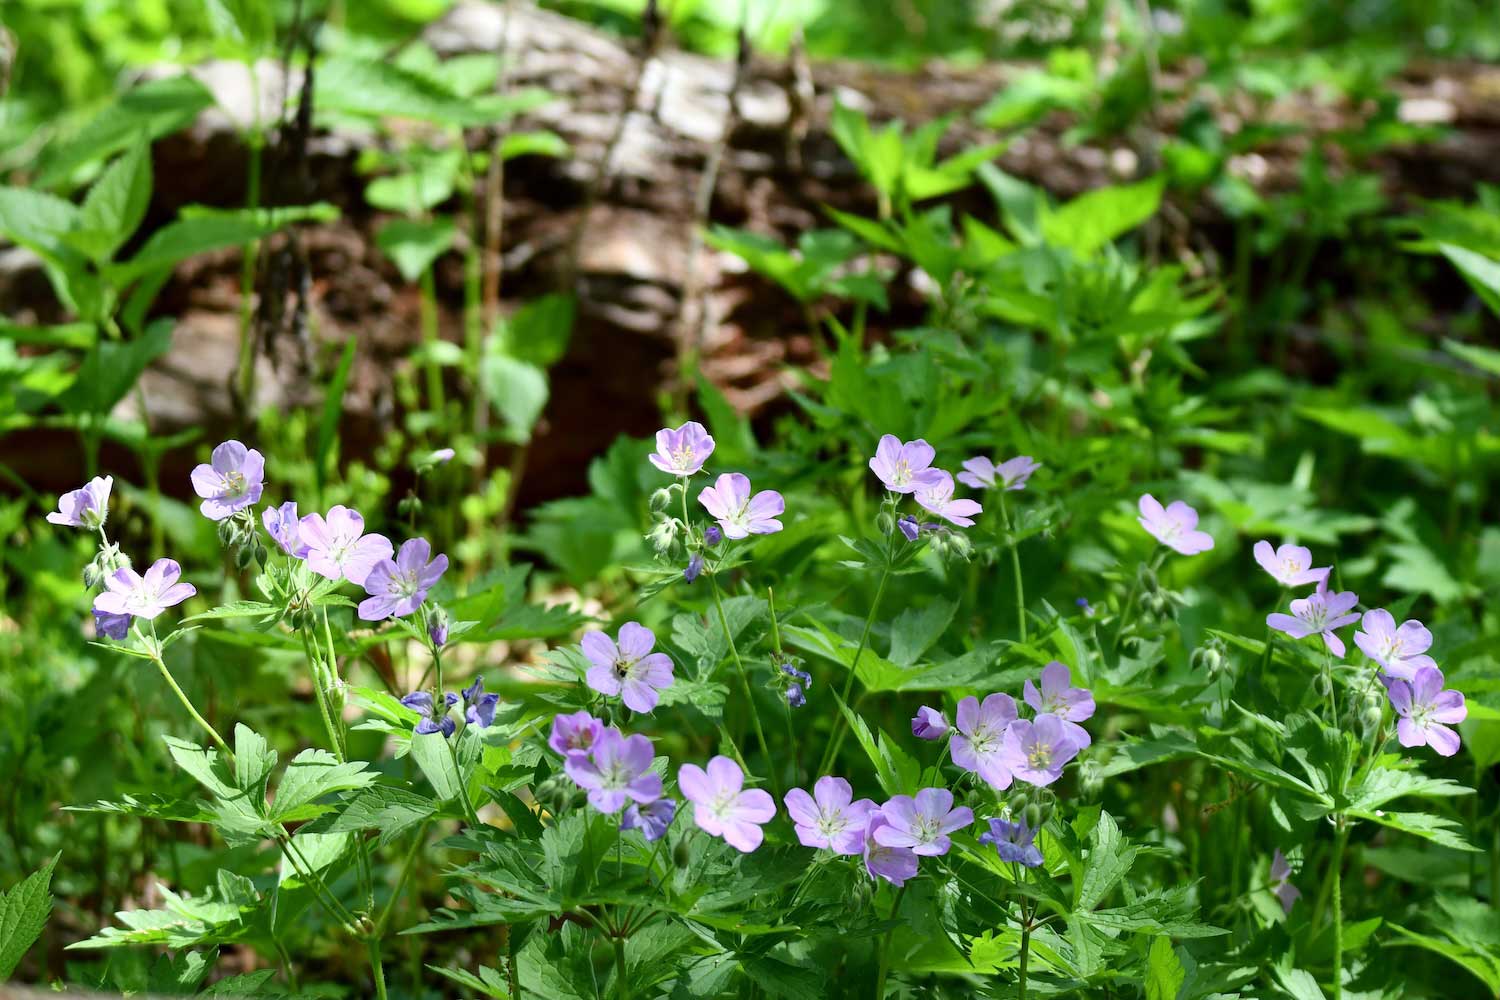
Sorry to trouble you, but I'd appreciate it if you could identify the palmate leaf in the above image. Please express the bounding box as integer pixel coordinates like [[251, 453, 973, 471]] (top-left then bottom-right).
[[67, 880, 254, 952], [1386, 922, 1500, 996], [307, 785, 438, 847], [268, 748, 378, 823], [0, 855, 57, 979], [1346, 764, 1474, 812], [1347, 809, 1477, 851]]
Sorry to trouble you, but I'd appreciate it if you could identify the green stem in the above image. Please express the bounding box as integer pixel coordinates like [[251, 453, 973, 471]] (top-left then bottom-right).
[[613, 934, 629, 1000], [1330, 819, 1346, 1000], [819, 543, 894, 777], [1018, 916, 1031, 1000], [149, 648, 232, 760], [707, 569, 778, 798], [373, 820, 430, 937], [872, 884, 907, 998], [1000, 494, 1026, 642], [367, 936, 389, 1000]]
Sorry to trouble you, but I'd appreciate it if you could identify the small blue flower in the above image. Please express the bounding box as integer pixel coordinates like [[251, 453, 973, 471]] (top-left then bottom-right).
[[622, 798, 677, 841], [684, 553, 704, 583], [93, 608, 131, 640], [461, 677, 499, 728], [979, 817, 1043, 868], [402, 690, 459, 737], [703, 525, 723, 547]]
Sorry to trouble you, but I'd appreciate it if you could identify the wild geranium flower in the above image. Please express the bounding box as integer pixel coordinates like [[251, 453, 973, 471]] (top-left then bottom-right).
[[785, 683, 806, 708], [1137, 494, 1214, 555], [697, 473, 784, 538], [357, 538, 448, 621], [1266, 578, 1360, 657], [998, 714, 1079, 787], [952, 693, 1018, 790], [48, 475, 113, 530], [684, 553, 704, 583], [979, 817, 1044, 868], [262, 501, 309, 557], [958, 456, 1039, 492], [911, 706, 948, 740], [549, 711, 605, 759], [1023, 662, 1095, 748], [874, 788, 973, 857], [622, 798, 676, 841], [783, 776, 876, 854], [92, 608, 132, 641], [703, 525, 723, 546], [430, 448, 456, 464], [402, 691, 458, 737], [428, 608, 450, 648], [898, 515, 921, 541], [1354, 609, 1437, 681], [1270, 849, 1300, 913], [583, 622, 675, 713], [1252, 541, 1329, 588], [190, 440, 265, 520], [300, 506, 393, 585], [461, 677, 498, 728], [869, 435, 945, 494], [915, 471, 983, 527], [565, 729, 663, 813], [678, 756, 776, 852], [863, 814, 919, 886], [1383, 666, 1467, 757], [649, 421, 715, 476], [93, 559, 196, 621]]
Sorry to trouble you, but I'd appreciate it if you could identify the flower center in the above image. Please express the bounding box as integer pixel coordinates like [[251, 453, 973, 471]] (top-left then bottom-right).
[[912, 815, 941, 842], [709, 790, 739, 819], [613, 656, 636, 680], [223, 471, 247, 497], [1027, 743, 1054, 771], [395, 568, 423, 599], [815, 809, 849, 840], [1301, 601, 1328, 630], [1281, 556, 1303, 575], [670, 444, 696, 468]]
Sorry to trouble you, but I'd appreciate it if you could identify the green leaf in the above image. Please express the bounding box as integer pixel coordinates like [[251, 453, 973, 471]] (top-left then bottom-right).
[[481, 354, 548, 444], [268, 749, 377, 823], [501, 292, 575, 368], [376, 218, 456, 282], [1386, 921, 1500, 996], [887, 598, 956, 667], [410, 731, 465, 801], [36, 76, 214, 186], [70, 141, 152, 263], [1346, 765, 1474, 813], [1437, 242, 1500, 319], [1444, 338, 1500, 378], [500, 130, 571, 161], [319, 56, 549, 127], [1347, 809, 1477, 851], [1041, 175, 1166, 256], [111, 204, 339, 284], [316, 337, 357, 498], [1144, 935, 1184, 1000], [57, 320, 173, 417], [0, 855, 58, 979], [1076, 811, 1136, 911], [202, 0, 274, 51], [314, 786, 437, 848]]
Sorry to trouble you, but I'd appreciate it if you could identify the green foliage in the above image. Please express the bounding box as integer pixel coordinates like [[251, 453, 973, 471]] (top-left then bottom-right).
[[0, 856, 57, 980]]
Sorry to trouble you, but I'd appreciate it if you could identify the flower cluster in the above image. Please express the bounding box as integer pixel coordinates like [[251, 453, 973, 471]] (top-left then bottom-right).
[[870, 436, 1003, 530], [550, 711, 676, 838]]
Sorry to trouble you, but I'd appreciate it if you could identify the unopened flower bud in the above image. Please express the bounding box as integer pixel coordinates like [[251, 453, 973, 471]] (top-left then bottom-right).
[[943, 532, 973, 562], [1078, 758, 1103, 799], [1312, 672, 1332, 698], [217, 518, 238, 546], [911, 706, 948, 740], [684, 553, 704, 583], [673, 839, 692, 869], [235, 545, 255, 571], [1024, 802, 1045, 831], [1359, 704, 1383, 740], [785, 683, 806, 708], [647, 518, 679, 555], [898, 515, 920, 542], [702, 525, 722, 547], [650, 488, 674, 513], [83, 561, 104, 589], [1009, 792, 1030, 815], [428, 606, 450, 648], [876, 511, 894, 537]]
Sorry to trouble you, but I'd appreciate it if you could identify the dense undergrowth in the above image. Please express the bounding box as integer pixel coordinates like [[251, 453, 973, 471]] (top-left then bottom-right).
[[2, 1, 1500, 998]]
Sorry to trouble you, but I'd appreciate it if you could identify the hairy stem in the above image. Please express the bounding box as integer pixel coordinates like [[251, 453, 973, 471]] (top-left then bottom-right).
[[872, 885, 907, 998], [1000, 494, 1026, 642], [819, 528, 896, 776], [1330, 819, 1347, 1000]]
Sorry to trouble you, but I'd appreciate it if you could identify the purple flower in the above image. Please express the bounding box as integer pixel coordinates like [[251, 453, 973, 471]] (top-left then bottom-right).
[[997, 715, 1080, 787], [92, 608, 132, 640], [863, 813, 919, 886], [402, 691, 458, 737], [565, 728, 663, 813], [684, 553, 704, 583], [874, 788, 973, 857], [783, 776, 876, 854], [190, 440, 265, 521], [898, 515, 921, 542], [299, 506, 394, 585], [697, 473, 784, 538], [958, 456, 1039, 492], [951, 693, 1018, 790], [622, 798, 677, 841], [428, 611, 449, 649], [583, 622, 675, 713], [785, 683, 806, 708], [1354, 609, 1437, 681], [979, 817, 1044, 868], [1022, 661, 1095, 748], [915, 472, 983, 527], [357, 538, 448, 621], [1252, 540, 1329, 588], [549, 711, 605, 759], [678, 756, 776, 853], [1137, 494, 1214, 556], [1270, 849, 1300, 913], [1076, 597, 1093, 615], [1383, 666, 1466, 757], [649, 421, 715, 477], [461, 677, 498, 728], [431, 448, 456, 464], [93, 559, 196, 621], [869, 435, 946, 494], [911, 706, 949, 740], [1266, 579, 1360, 657], [262, 501, 310, 557], [48, 475, 113, 530], [703, 525, 723, 546]]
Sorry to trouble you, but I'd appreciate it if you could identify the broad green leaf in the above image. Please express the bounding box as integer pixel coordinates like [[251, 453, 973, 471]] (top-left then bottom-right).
[[268, 749, 378, 823], [36, 76, 214, 186], [1444, 338, 1500, 377], [1386, 922, 1500, 996], [71, 141, 152, 262], [376, 218, 456, 282], [501, 292, 575, 368], [410, 731, 465, 801], [0, 855, 58, 979], [1348, 809, 1477, 851], [314, 786, 437, 847], [1041, 175, 1166, 256], [1075, 811, 1136, 911], [1145, 935, 1184, 1000], [1438, 242, 1500, 318], [481, 353, 548, 443], [888, 598, 956, 667], [57, 320, 173, 417]]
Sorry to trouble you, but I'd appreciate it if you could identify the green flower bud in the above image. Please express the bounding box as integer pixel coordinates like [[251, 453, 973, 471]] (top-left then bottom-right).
[[650, 488, 674, 513], [1359, 704, 1383, 740], [876, 511, 894, 537], [1024, 802, 1044, 830], [673, 839, 693, 869]]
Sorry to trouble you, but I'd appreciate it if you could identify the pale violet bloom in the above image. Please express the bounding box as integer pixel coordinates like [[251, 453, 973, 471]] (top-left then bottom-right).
[[678, 756, 776, 853], [997, 714, 1080, 787], [980, 817, 1043, 868], [1383, 666, 1466, 757], [869, 435, 945, 494], [1022, 661, 1095, 748], [1354, 609, 1437, 681], [93, 558, 196, 621], [93, 608, 132, 640], [564, 729, 663, 813], [915, 471, 983, 527], [697, 473, 784, 539], [951, 693, 1018, 790], [1266, 579, 1360, 657], [874, 788, 973, 857], [262, 502, 309, 557], [357, 538, 448, 621], [402, 691, 458, 737], [911, 706, 948, 740], [583, 622, 675, 713], [958, 456, 1039, 492], [48, 475, 113, 530], [1252, 540, 1329, 588], [549, 711, 605, 759], [783, 776, 876, 855], [622, 798, 676, 841], [864, 813, 919, 886], [1270, 849, 1300, 914], [190, 440, 265, 520], [1137, 494, 1213, 555], [649, 421, 715, 476], [299, 505, 393, 585]]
